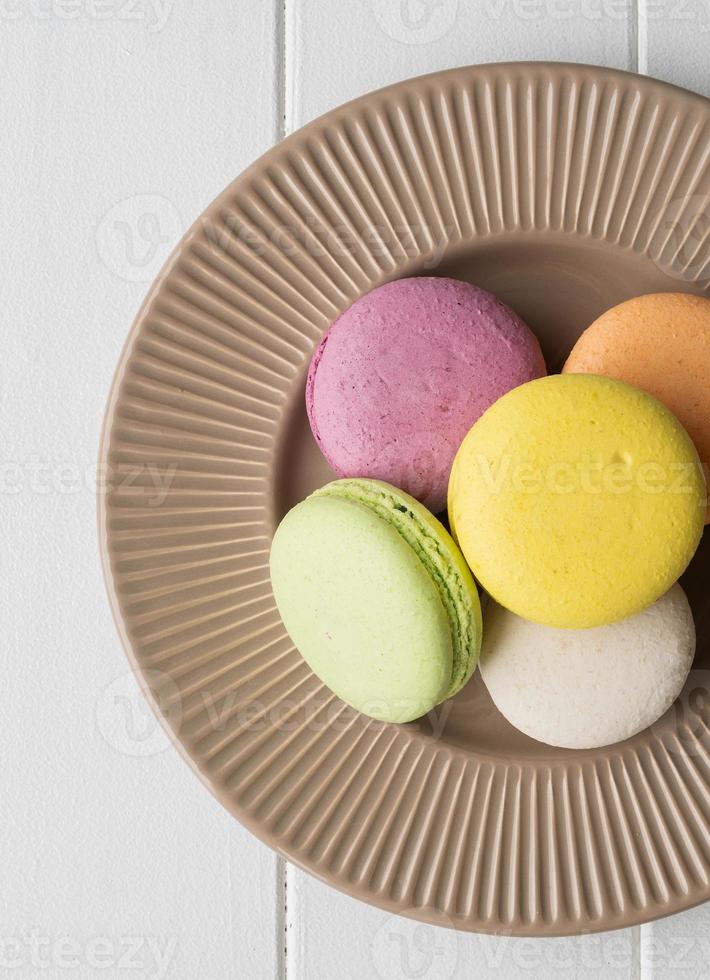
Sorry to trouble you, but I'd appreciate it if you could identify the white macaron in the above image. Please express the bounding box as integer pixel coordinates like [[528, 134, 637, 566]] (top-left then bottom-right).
[[480, 585, 696, 750]]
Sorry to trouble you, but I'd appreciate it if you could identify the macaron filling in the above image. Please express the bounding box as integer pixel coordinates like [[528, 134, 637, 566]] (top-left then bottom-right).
[[313, 479, 481, 700]]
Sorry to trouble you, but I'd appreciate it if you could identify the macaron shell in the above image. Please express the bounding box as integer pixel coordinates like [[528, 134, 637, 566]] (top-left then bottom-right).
[[480, 586, 696, 750], [314, 478, 482, 699], [307, 276, 546, 513], [448, 374, 706, 629], [270, 493, 453, 723], [564, 292, 710, 521]]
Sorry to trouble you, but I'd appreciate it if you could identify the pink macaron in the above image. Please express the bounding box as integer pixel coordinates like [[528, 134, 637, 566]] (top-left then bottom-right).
[[306, 276, 546, 513]]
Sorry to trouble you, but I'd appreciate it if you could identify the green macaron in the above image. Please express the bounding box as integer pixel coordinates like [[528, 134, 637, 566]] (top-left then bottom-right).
[[269, 478, 482, 723]]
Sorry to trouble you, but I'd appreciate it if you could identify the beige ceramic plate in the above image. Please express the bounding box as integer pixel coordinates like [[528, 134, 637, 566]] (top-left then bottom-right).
[[100, 63, 710, 936]]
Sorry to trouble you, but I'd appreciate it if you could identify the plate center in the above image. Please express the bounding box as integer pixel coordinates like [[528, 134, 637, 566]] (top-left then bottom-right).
[[272, 232, 710, 760]]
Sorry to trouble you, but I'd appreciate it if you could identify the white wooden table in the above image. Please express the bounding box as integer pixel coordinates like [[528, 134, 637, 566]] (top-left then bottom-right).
[[2, 2, 709, 977]]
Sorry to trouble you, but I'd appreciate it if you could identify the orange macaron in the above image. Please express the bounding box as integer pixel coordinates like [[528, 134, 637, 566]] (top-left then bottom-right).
[[564, 292, 710, 522]]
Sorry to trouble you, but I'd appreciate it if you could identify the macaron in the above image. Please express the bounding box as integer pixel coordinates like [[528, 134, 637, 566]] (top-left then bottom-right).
[[480, 586, 696, 749], [448, 374, 705, 629], [306, 276, 546, 514], [564, 292, 710, 521], [269, 479, 482, 723]]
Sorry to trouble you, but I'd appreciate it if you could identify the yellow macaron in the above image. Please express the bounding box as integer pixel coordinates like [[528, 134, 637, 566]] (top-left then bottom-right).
[[448, 374, 705, 629]]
